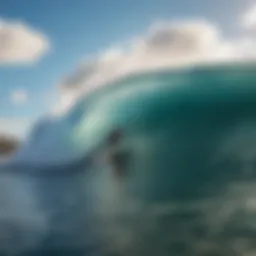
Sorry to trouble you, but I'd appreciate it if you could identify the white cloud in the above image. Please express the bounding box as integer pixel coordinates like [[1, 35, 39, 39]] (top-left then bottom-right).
[[241, 2, 256, 30], [0, 20, 49, 64], [10, 90, 28, 105], [0, 118, 32, 138], [55, 19, 255, 114], [61, 20, 223, 92]]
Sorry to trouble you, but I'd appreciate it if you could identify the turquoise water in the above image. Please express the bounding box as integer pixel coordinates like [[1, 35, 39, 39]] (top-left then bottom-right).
[[2, 63, 256, 255]]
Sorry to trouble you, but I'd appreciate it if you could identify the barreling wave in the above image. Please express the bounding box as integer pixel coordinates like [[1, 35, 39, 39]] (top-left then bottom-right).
[[1, 63, 256, 255]]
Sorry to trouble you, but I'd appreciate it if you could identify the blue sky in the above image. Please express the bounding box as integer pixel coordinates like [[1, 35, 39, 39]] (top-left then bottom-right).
[[0, 0, 251, 138]]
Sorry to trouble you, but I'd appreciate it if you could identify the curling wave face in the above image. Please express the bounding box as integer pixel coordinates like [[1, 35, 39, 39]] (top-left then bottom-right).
[[1, 63, 256, 255]]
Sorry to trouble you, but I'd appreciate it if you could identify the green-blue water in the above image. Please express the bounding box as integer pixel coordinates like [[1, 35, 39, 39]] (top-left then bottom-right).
[[2, 63, 256, 255]]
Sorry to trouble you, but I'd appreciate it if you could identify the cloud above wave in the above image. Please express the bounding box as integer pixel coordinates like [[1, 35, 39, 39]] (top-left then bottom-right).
[[10, 90, 28, 105], [0, 118, 34, 139], [0, 20, 49, 65], [241, 2, 256, 30], [55, 15, 256, 114]]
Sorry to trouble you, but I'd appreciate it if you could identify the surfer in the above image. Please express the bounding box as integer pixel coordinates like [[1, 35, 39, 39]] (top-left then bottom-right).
[[102, 128, 130, 179]]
